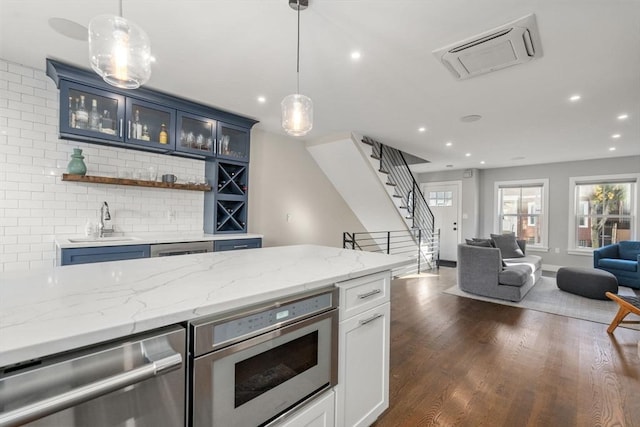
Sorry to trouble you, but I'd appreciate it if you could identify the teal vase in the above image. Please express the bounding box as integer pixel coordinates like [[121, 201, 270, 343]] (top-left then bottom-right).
[[67, 148, 87, 175]]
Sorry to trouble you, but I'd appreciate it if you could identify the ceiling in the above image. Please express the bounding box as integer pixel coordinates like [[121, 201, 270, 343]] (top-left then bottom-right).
[[1, 0, 639, 173]]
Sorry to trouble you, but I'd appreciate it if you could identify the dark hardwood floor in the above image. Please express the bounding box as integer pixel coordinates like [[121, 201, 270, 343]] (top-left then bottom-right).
[[373, 267, 640, 427]]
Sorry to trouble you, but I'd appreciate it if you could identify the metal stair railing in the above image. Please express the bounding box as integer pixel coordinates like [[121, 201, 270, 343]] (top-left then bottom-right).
[[343, 229, 439, 275], [361, 136, 437, 270]]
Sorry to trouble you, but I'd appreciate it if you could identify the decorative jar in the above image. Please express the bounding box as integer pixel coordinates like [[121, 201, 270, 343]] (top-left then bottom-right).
[[67, 148, 87, 175]]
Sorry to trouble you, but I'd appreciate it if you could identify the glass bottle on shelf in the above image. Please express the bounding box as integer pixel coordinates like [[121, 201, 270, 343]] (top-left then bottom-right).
[[133, 110, 142, 139], [101, 110, 114, 134], [159, 123, 168, 144], [89, 99, 100, 131], [75, 95, 88, 129], [68, 97, 76, 128], [141, 124, 150, 141]]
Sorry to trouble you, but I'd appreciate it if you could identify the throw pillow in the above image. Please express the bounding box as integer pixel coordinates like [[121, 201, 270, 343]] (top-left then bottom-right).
[[490, 233, 524, 258], [471, 238, 496, 247], [465, 239, 492, 247]]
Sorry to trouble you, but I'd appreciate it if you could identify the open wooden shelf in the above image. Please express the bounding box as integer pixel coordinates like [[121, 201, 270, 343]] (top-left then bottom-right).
[[62, 174, 212, 192]]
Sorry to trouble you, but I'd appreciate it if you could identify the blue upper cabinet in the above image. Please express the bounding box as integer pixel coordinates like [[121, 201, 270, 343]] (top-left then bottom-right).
[[176, 111, 216, 158], [217, 122, 250, 162], [125, 98, 176, 153], [46, 59, 258, 160], [60, 81, 126, 145]]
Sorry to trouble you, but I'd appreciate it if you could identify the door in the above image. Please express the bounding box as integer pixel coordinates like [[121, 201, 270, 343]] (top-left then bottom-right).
[[421, 182, 462, 263]]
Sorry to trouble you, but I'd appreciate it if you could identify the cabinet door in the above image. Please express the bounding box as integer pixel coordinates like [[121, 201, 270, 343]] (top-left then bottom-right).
[[61, 245, 150, 266], [336, 303, 390, 427], [125, 98, 176, 152], [217, 122, 250, 161], [176, 112, 216, 158], [275, 390, 335, 427], [60, 81, 125, 144]]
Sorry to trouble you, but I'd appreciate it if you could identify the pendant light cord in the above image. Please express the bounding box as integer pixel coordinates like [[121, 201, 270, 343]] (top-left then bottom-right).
[[296, 0, 301, 94], [119, 0, 123, 17]]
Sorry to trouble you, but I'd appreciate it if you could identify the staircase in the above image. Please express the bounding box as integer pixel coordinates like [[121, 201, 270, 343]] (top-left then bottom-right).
[[358, 136, 438, 273], [306, 133, 438, 275]]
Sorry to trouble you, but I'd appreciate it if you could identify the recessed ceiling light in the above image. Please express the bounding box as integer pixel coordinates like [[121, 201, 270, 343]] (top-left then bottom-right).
[[446, 164, 453, 168], [418, 127, 427, 132], [445, 141, 453, 147], [569, 94, 581, 102], [257, 96, 266, 103], [480, 160, 485, 164], [351, 51, 361, 60], [460, 114, 482, 123], [617, 113, 629, 120], [465, 153, 471, 157], [611, 133, 621, 139], [609, 147, 616, 151]]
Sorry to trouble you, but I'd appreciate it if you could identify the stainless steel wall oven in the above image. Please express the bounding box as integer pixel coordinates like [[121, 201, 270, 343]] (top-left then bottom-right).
[[189, 287, 339, 427]]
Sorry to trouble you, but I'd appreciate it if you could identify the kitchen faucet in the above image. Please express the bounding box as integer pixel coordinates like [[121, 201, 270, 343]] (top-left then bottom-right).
[[98, 201, 112, 238]]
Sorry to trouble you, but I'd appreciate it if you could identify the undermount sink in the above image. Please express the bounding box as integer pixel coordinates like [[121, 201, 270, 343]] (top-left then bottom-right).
[[67, 236, 139, 243]]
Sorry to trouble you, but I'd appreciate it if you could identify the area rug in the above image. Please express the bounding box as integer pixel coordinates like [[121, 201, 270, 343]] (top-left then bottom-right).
[[443, 277, 640, 331]]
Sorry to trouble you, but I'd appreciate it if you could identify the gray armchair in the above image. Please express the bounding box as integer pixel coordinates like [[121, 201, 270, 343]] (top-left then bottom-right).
[[457, 242, 542, 302]]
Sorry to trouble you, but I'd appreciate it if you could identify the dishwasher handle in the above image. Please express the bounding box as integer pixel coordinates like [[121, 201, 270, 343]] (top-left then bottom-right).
[[0, 352, 182, 427]]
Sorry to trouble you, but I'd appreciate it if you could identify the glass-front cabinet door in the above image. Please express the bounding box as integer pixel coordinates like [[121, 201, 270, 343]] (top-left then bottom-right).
[[125, 98, 176, 152], [60, 81, 125, 143], [217, 122, 249, 161], [176, 112, 216, 158]]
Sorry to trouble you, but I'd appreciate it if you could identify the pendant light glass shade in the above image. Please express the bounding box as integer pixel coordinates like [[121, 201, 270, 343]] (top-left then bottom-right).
[[88, 15, 151, 89], [281, 0, 313, 137], [281, 93, 313, 136]]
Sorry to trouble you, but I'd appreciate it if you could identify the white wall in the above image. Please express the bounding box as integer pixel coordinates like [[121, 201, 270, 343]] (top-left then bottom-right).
[[0, 58, 365, 271], [248, 129, 365, 248]]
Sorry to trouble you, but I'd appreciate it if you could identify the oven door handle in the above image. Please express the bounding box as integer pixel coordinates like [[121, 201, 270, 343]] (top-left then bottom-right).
[[0, 352, 182, 427]]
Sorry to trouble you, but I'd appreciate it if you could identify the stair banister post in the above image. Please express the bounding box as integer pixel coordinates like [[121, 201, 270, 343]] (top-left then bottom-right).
[[387, 231, 391, 254]]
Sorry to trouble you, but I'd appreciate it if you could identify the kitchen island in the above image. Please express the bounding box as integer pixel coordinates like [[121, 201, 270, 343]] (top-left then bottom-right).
[[0, 244, 408, 367], [0, 244, 410, 427]]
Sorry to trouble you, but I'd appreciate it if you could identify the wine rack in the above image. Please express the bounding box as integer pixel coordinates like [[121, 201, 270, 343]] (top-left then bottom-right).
[[217, 162, 247, 196], [216, 200, 247, 232]]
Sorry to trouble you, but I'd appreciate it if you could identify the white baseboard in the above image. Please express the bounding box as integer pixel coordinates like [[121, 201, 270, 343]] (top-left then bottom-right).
[[542, 264, 563, 272]]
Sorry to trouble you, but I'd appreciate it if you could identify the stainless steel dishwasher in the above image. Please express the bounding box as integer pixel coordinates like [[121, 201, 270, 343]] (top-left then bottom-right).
[[0, 325, 186, 427], [150, 241, 214, 257]]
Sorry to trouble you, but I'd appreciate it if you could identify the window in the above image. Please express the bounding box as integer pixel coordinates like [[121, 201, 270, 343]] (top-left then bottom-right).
[[569, 174, 639, 252], [494, 179, 549, 250], [428, 191, 452, 207]]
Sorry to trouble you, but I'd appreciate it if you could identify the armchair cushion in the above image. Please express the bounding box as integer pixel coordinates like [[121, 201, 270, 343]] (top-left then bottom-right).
[[499, 265, 532, 287], [598, 258, 638, 272], [491, 233, 525, 258]]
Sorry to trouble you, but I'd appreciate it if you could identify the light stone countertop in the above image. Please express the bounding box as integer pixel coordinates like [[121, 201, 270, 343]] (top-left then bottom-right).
[[0, 245, 411, 367], [55, 232, 264, 249]]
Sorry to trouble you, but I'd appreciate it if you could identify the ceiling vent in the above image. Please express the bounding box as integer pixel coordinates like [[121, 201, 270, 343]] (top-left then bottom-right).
[[433, 14, 543, 80]]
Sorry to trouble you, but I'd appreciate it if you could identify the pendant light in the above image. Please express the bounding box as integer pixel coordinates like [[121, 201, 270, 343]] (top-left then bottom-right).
[[88, 0, 151, 89], [281, 0, 313, 137]]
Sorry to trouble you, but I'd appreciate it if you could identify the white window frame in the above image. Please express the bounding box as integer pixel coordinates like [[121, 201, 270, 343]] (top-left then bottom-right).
[[568, 173, 640, 255], [494, 178, 549, 252]]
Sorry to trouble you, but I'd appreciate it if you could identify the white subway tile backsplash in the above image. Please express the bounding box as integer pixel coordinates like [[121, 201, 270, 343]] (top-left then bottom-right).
[[8, 82, 34, 96], [8, 63, 34, 77], [0, 58, 206, 271]]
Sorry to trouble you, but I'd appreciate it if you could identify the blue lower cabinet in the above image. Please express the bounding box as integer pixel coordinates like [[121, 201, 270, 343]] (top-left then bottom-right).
[[61, 245, 151, 266], [214, 238, 262, 252]]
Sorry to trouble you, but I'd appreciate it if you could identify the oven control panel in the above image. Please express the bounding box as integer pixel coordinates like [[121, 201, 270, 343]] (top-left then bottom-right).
[[212, 292, 333, 347]]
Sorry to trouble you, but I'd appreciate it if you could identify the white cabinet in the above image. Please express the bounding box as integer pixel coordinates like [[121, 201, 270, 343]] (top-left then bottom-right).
[[335, 271, 391, 427], [276, 390, 335, 427]]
